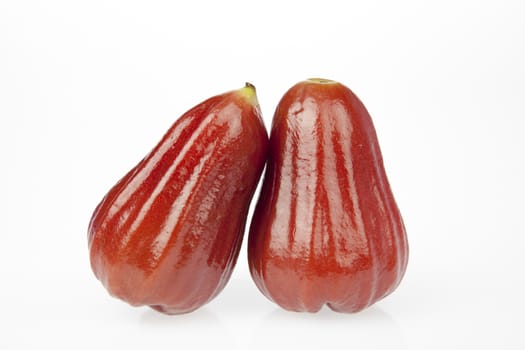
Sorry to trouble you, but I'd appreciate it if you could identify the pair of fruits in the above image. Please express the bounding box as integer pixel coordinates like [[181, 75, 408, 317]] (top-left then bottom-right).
[[87, 79, 409, 315]]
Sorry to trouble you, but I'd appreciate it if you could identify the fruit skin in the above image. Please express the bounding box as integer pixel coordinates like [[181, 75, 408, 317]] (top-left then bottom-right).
[[88, 84, 267, 315], [248, 79, 408, 313]]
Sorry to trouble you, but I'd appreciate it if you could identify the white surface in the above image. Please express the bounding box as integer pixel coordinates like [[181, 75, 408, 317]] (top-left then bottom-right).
[[1, 0, 524, 349]]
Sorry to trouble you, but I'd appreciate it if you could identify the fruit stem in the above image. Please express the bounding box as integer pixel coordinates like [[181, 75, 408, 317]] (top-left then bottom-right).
[[238, 82, 259, 106]]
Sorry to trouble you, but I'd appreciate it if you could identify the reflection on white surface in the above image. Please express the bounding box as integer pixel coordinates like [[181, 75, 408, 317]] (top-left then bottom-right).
[[138, 307, 234, 349], [211, 278, 408, 349], [251, 306, 407, 350], [139, 305, 221, 326]]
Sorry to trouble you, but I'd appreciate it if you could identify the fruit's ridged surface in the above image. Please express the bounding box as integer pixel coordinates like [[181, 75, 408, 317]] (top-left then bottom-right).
[[89, 87, 267, 314], [248, 80, 408, 313]]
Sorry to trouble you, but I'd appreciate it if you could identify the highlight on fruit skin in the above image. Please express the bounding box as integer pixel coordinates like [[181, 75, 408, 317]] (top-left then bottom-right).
[[248, 78, 408, 313], [88, 83, 268, 315]]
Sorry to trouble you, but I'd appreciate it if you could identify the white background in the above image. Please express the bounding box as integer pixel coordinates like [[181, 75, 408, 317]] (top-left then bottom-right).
[[1, 0, 524, 349]]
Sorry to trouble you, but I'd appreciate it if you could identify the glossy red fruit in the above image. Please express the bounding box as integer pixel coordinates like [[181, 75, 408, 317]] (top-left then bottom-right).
[[248, 78, 408, 313], [88, 83, 268, 315]]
